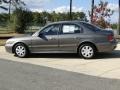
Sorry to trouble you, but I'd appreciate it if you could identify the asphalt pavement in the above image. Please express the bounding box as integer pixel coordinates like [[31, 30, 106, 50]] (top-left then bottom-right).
[[0, 58, 120, 90], [0, 45, 120, 79]]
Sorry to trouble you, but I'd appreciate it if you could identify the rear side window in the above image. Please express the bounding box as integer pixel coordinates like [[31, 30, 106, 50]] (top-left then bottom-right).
[[81, 22, 100, 31], [61, 24, 82, 34]]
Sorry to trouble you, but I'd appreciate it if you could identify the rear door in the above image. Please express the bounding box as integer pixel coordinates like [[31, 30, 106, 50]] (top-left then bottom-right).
[[59, 23, 83, 52]]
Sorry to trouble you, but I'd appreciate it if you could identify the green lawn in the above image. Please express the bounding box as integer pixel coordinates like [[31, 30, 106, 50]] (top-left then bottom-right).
[[0, 39, 7, 46], [0, 25, 40, 46], [0, 26, 14, 34], [0, 25, 40, 34], [0, 33, 16, 46], [0, 33, 16, 37]]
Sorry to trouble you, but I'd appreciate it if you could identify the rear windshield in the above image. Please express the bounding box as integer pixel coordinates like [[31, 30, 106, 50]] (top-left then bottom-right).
[[81, 22, 101, 31]]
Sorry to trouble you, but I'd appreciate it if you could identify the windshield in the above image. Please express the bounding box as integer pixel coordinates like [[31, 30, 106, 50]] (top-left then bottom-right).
[[32, 26, 44, 36]]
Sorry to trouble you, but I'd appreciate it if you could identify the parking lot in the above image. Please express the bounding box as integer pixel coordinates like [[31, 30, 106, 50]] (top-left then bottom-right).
[[0, 44, 120, 79]]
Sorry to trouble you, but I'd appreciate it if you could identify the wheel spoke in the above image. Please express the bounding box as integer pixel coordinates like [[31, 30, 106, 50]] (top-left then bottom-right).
[[15, 45, 26, 57], [81, 45, 94, 58]]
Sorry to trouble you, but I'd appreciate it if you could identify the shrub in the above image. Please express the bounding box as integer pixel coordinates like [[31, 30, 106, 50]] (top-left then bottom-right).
[[10, 8, 32, 34]]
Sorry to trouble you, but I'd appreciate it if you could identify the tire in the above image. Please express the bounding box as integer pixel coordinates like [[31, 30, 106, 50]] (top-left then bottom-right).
[[14, 43, 28, 58], [79, 44, 96, 59]]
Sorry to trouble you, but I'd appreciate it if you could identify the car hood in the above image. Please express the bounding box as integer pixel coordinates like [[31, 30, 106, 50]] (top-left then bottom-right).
[[13, 34, 31, 38], [6, 34, 32, 43], [11, 34, 31, 39]]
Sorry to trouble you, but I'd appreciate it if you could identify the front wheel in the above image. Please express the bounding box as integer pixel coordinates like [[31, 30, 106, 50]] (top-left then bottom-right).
[[79, 44, 96, 59], [14, 43, 28, 58]]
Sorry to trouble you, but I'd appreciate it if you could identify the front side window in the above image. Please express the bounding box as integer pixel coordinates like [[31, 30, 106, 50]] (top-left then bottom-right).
[[61, 24, 82, 34], [40, 24, 59, 35]]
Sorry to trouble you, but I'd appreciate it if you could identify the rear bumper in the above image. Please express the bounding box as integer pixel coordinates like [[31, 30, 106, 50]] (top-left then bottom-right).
[[96, 42, 117, 52]]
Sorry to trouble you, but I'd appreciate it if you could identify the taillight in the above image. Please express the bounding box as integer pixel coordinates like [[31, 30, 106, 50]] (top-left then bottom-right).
[[108, 34, 114, 42]]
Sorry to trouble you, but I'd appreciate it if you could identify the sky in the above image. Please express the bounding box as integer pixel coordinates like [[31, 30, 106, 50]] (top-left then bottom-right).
[[0, 0, 119, 23]]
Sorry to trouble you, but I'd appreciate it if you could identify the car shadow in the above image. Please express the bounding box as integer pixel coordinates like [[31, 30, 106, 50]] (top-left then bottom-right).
[[27, 50, 120, 60], [28, 53, 80, 59], [94, 50, 120, 59]]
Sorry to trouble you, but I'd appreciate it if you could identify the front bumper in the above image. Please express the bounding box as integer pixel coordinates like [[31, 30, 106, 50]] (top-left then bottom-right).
[[5, 44, 13, 53]]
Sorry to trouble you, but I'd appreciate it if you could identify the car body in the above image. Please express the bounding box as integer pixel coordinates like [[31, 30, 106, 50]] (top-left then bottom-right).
[[5, 21, 117, 59]]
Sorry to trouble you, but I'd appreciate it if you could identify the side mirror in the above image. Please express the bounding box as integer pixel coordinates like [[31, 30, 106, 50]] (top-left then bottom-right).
[[39, 32, 44, 37]]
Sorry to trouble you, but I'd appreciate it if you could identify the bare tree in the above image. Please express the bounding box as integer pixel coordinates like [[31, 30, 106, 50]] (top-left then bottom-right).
[[8, 0, 25, 20], [0, 0, 25, 20], [0, 0, 8, 10], [89, 1, 114, 28]]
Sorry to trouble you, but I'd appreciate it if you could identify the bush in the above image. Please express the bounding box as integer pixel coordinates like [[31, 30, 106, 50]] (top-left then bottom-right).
[[10, 8, 32, 34]]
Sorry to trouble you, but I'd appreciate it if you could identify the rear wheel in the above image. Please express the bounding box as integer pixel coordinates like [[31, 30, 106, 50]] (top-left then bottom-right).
[[79, 44, 96, 59], [14, 43, 28, 58]]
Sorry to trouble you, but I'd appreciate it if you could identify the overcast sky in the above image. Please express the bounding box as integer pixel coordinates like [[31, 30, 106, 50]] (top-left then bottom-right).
[[0, 0, 119, 23]]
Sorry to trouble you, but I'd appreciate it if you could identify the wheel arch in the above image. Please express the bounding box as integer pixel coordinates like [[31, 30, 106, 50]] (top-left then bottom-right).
[[12, 42, 30, 53], [77, 41, 98, 53]]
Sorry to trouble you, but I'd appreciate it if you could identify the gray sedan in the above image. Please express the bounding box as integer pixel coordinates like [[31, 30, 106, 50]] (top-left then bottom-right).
[[5, 21, 117, 59]]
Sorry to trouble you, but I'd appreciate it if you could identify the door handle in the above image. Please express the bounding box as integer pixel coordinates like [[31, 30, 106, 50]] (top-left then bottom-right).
[[49, 38, 56, 40], [74, 37, 80, 39]]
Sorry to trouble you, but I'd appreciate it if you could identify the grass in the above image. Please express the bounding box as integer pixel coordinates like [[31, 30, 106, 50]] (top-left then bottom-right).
[[0, 33, 16, 37], [0, 25, 40, 46], [0, 25, 40, 34], [0, 26, 14, 34], [0, 33, 23, 46], [0, 39, 7, 46]]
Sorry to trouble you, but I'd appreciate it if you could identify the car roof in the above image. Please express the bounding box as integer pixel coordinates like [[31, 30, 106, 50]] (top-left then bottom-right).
[[47, 21, 89, 25]]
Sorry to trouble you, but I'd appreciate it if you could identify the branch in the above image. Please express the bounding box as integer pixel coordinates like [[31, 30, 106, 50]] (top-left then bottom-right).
[[2, 0, 9, 3], [0, 0, 1, 2], [0, 6, 8, 10]]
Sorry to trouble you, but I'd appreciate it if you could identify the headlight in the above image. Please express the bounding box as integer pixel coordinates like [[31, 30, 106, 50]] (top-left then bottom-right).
[[6, 40, 14, 44]]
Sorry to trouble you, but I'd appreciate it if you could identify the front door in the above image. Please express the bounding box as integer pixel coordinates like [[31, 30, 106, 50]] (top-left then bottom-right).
[[31, 24, 60, 53]]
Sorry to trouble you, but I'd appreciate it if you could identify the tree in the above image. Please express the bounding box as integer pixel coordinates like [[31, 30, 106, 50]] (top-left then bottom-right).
[[72, 12, 88, 21], [0, 10, 88, 31], [111, 23, 118, 30], [0, 13, 9, 22], [0, 0, 8, 10], [9, 0, 25, 20], [0, 0, 25, 20], [11, 8, 32, 33], [89, 0, 114, 28]]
